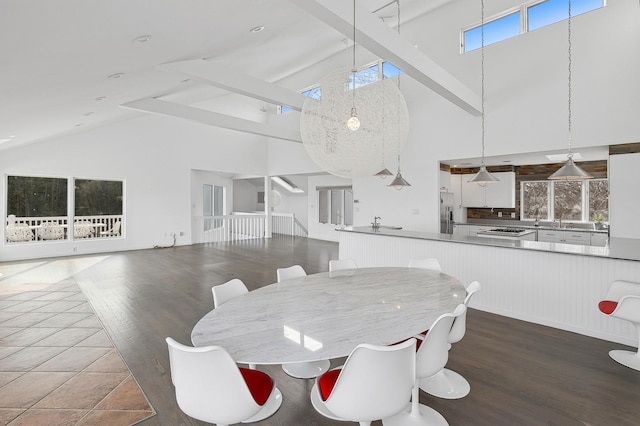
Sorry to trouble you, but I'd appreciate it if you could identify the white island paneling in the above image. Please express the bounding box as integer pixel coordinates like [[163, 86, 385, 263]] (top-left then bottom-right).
[[339, 230, 640, 347]]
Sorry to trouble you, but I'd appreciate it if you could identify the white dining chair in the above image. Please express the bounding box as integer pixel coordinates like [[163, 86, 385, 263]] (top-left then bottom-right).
[[408, 258, 442, 271], [276, 264, 307, 282], [329, 258, 358, 272], [384, 304, 466, 426], [598, 280, 640, 371], [311, 339, 416, 426], [166, 337, 282, 426], [212, 278, 249, 309], [420, 281, 481, 399], [276, 265, 330, 379], [212, 278, 254, 369]]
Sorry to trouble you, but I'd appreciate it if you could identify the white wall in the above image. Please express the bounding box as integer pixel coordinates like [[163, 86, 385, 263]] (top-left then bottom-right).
[[1, 114, 267, 261], [233, 179, 261, 213], [337, 0, 640, 234], [2, 0, 640, 259]]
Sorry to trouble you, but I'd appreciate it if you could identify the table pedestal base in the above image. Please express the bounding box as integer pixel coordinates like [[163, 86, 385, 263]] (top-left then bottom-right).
[[282, 360, 331, 379]]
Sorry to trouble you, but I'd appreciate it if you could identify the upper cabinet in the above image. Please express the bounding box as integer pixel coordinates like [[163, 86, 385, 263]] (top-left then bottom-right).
[[459, 172, 516, 208]]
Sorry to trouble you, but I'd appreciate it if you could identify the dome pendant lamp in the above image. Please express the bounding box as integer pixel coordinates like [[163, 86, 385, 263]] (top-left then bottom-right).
[[468, 0, 499, 187], [548, 0, 591, 181]]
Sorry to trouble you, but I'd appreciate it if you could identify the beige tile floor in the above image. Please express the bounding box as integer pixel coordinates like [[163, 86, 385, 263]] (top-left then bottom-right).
[[0, 279, 154, 425]]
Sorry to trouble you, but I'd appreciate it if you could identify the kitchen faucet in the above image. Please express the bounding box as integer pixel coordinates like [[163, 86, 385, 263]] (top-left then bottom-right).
[[371, 216, 381, 230]]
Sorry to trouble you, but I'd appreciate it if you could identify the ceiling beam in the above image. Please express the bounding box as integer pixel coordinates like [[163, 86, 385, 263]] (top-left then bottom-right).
[[289, 0, 481, 115], [121, 98, 302, 143], [158, 59, 306, 111]]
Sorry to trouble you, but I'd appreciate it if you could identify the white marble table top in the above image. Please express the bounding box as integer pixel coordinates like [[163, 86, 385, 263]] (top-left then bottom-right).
[[191, 267, 466, 365]]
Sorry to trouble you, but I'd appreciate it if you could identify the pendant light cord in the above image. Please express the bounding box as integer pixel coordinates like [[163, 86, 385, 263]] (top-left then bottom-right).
[[480, 0, 486, 167], [352, 0, 357, 109], [567, 0, 573, 158]]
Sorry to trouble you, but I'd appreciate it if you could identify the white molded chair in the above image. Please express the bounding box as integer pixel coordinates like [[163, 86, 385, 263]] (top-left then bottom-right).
[[329, 258, 358, 272], [385, 304, 466, 426], [420, 281, 481, 399], [276, 264, 307, 282], [212, 279, 254, 369], [408, 258, 442, 271], [598, 280, 640, 371], [212, 278, 249, 309], [311, 339, 416, 426], [166, 337, 282, 426], [276, 265, 331, 378]]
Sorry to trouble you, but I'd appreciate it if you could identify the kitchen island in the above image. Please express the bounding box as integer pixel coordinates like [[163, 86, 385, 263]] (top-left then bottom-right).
[[338, 226, 640, 346]]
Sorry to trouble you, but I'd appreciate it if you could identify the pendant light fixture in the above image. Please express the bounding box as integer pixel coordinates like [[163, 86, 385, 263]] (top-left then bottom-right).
[[548, 0, 592, 180], [468, 0, 499, 187], [387, 0, 411, 190], [388, 154, 411, 190], [375, 72, 393, 179], [346, 0, 361, 131]]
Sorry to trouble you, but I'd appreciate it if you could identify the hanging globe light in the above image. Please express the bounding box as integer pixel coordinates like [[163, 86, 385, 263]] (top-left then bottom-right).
[[300, 70, 409, 178]]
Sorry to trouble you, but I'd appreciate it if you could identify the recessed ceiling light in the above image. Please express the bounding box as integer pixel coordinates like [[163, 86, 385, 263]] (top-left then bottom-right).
[[75, 123, 84, 127], [460, 162, 472, 166], [545, 152, 582, 162], [95, 96, 107, 101], [502, 160, 511, 163], [133, 34, 152, 43], [83, 111, 94, 117], [107, 73, 125, 79], [250, 26, 265, 33], [181, 78, 191, 83]]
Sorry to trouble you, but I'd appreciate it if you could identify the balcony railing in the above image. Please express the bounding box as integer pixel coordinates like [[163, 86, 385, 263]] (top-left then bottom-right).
[[195, 212, 308, 244], [5, 215, 123, 243]]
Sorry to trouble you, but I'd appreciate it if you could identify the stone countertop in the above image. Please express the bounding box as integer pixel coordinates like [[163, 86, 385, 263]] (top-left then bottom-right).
[[337, 226, 639, 262], [455, 221, 608, 234]]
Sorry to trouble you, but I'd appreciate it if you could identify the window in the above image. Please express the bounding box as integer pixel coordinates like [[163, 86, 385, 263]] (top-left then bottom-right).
[[279, 60, 403, 114], [463, 11, 521, 52], [317, 186, 353, 226], [528, 0, 605, 32], [521, 181, 549, 220], [521, 179, 608, 223], [6, 175, 124, 243], [204, 184, 225, 231], [462, 0, 605, 53]]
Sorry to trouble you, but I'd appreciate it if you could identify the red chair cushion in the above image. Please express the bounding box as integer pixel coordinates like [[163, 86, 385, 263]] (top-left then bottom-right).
[[598, 300, 618, 315], [318, 368, 341, 401], [239, 367, 274, 406]]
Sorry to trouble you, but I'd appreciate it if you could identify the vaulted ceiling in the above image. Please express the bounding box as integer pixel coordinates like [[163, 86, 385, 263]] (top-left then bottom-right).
[[1, 0, 484, 152]]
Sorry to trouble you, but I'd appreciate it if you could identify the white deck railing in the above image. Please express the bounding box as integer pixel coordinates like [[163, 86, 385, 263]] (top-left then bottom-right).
[[272, 213, 308, 237], [202, 214, 266, 243], [5, 215, 123, 243], [196, 212, 308, 243]]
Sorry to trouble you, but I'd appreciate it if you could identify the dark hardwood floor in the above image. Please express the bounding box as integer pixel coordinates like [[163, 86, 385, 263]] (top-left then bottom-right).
[[19, 236, 640, 425]]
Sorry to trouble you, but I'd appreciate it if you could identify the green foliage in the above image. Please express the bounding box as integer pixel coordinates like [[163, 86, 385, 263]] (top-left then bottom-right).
[[7, 176, 67, 217]]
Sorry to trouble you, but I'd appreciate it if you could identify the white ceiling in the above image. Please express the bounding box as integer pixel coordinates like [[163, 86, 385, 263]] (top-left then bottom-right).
[[0, 0, 459, 151]]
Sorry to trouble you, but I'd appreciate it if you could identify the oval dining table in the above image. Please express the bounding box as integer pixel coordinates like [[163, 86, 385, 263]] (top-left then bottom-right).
[[191, 266, 466, 367]]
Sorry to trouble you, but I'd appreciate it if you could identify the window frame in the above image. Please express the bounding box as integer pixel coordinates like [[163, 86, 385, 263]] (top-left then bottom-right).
[[520, 178, 608, 224], [316, 186, 353, 226], [461, 0, 605, 53]]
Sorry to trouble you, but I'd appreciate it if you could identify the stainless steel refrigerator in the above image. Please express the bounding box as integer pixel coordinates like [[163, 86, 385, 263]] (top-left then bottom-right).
[[440, 190, 454, 234]]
